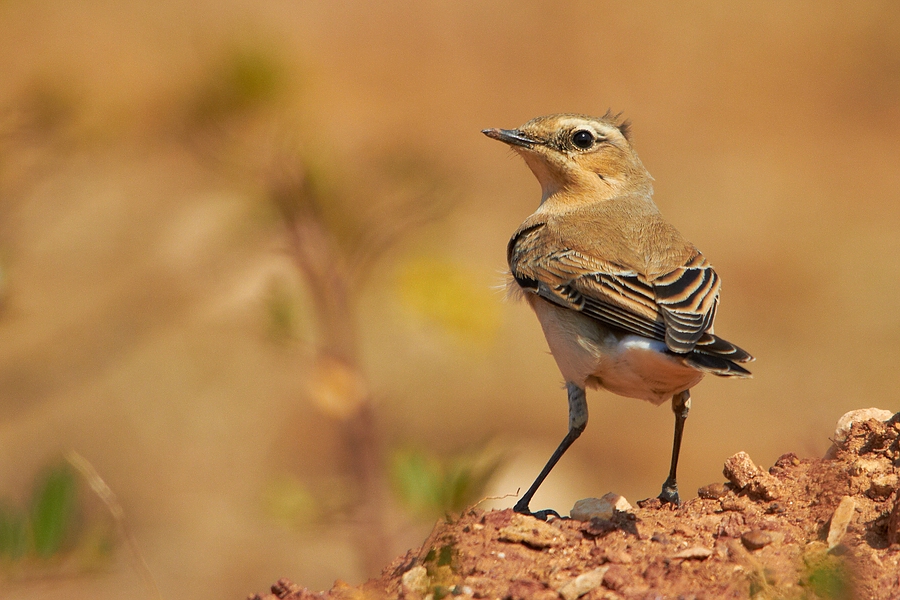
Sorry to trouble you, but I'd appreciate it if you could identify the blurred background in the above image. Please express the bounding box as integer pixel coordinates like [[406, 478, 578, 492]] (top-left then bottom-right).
[[1, 1, 899, 598]]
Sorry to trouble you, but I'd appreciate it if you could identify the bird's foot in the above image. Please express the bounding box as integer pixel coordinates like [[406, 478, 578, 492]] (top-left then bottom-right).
[[513, 499, 564, 521], [658, 478, 681, 506]]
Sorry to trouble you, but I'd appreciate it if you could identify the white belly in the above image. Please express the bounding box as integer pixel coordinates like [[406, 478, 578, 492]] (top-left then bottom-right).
[[529, 297, 703, 405]]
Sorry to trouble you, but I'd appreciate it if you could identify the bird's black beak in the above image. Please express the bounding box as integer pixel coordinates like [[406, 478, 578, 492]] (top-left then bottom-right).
[[482, 128, 540, 149]]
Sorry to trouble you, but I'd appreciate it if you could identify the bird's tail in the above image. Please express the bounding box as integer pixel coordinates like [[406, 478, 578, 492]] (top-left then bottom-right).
[[685, 333, 754, 378]]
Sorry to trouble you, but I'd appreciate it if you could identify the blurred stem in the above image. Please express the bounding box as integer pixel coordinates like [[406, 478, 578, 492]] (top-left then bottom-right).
[[67, 452, 162, 600], [268, 152, 391, 575]]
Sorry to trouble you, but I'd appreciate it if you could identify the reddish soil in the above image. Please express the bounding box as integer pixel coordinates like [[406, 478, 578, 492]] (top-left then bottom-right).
[[253, 416, 900, 599]]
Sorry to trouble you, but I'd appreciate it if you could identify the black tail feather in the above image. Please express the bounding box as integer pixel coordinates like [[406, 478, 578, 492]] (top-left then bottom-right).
[[685, 333, 753, 377]]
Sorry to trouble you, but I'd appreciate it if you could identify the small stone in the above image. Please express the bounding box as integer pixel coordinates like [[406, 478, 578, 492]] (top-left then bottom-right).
[[869, 474, 900, 499], [636, 496, 664, 509], [765, 502, 786, 514], [557, 567, 610, 600], [832, 408, 895, 444], [570, 493, 632, 521], [672, 546, 712, 560], [774, 453, 801, 468], [720, 496, 748, 513], [601, 564, 628, 591], [754, 471, 784, 501], [722, 451, 782, 500], [498, 513, 564, 548], [698, 482, 730, 499], [850, 457, 889, 477], [401, 566, 430, 597], [724, 451, 760, 489], [741, 530, 774, 550], [827, 496, 857, 550]]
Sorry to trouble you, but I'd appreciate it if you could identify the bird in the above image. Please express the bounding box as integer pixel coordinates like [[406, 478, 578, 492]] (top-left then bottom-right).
[[482, 112, 753, 520]]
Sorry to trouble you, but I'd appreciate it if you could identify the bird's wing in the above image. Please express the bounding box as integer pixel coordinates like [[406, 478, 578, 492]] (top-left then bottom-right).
[[651, 253, 720, 352], [508, 222, 720, 354]]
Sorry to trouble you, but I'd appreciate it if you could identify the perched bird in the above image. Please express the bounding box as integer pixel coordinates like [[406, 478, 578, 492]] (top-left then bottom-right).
[[483, 112, 753, 519]]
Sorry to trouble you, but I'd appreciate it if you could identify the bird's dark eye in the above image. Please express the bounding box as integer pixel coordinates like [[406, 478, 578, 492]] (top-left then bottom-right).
[[572, 129, 595, 149]]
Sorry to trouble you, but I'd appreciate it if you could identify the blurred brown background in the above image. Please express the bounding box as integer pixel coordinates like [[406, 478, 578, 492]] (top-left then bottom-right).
[[1, 1, 899, 599]]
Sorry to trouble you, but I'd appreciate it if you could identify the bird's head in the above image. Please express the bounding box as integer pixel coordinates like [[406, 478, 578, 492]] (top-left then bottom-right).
[[483, 112, 652, 204]]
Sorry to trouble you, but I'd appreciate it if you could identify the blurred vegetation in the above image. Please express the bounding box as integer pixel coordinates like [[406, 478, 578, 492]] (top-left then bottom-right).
[[389, 444, 506, 520], [747, 544, 854, 600], [0, 460, 114, 582], [257, 135, 505, 567], [0, 77, 81, 239], [187, 46, 287, 129], [0, 78, 80, 145], [421, 541, 460, 599], [800, 549, 853, 600], [264, 276, 306, 343], [396, 256, 501, 345], [261, 473, 361, 530], [30, 463, 77, 558], [173, 39, 507, 572]]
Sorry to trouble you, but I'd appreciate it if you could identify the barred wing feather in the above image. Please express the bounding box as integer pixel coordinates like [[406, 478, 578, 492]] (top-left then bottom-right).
[[508, 223, 753, 373]]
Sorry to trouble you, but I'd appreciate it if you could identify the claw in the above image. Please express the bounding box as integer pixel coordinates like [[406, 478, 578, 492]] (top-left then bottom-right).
[[513, 500, 564, 521], [658, 477, 681, 506], [518, 508, 564, 521]]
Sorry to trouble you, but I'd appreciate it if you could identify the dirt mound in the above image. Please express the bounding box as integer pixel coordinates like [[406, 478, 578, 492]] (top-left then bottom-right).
[[253, 414, 900, 599]]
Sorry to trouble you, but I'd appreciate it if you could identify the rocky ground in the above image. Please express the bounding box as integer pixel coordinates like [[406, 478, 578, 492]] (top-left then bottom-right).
[[251, 411, 900, 599]]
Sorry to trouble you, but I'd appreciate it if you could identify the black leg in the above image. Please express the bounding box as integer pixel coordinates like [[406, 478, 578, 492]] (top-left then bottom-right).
[[659, 389, 691, 505], [514, 383, 587, 520]]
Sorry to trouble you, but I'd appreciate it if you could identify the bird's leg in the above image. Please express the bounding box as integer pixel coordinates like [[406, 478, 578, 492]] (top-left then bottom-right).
[[514, 383, 587, 520], [659, 389, 691, 505]]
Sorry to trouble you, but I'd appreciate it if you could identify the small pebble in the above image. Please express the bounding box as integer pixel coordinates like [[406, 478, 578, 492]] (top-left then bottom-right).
[[698, 482, 729, 499], [827, 496, 857, 550], [765, 502, 786, 514], [870, 474, 900, 499], [754, 472, 784, 501], [722, 451, 782, 500], [720, 497, 747, 513], [636, 496, 664, 509], [832, 408, 895, 443], [850, 457, 889, 477], [673, 546, 712, 560], [774, 453, 801, 468], [601, 564, 628, 591], [741, 530, 774, 550], [401, 566, 430, 596], [570, 493, 632, 521], [557, 566, 610, 600], [723, 451, 760, 489]]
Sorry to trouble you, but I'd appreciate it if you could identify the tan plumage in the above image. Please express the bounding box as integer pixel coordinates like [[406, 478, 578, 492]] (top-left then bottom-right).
[[484, 112, 753, 517]]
